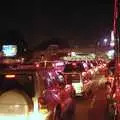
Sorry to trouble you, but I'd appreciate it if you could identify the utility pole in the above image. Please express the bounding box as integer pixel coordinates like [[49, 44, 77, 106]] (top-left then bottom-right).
[[113, 0, 120, 92], [113, 0, 119, 70]]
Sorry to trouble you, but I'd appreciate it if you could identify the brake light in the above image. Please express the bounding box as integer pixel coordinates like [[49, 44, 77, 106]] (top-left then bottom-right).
[[38, 97, 46, 107], [72, 62, 77, 66], [5, 74, 16, 78], [118, 63, 120, 68], [38, 97, 48, 112], [35, 64, 40, 68], [82, 72, 86, 77]]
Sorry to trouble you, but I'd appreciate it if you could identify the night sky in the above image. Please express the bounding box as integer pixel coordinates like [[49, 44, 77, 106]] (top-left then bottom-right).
[[0, 0, 114, 48]]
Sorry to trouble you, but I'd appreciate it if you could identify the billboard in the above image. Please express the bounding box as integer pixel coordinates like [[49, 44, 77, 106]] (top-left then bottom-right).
[[2, 45, 17, 57]]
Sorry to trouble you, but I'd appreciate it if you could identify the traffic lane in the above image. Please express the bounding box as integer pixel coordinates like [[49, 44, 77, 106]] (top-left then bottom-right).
[[74, 88, 108, 120], [74, 75, 108, 120], [61, 96, 91, 120], [88, 88, 108, 120], [75, 97, 91, 120], [61, 98, 76, 120]]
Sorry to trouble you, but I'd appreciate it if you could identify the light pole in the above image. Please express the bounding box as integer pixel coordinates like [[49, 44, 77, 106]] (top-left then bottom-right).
[[112, 0, 120, 94], [113, 0, 119, 70]]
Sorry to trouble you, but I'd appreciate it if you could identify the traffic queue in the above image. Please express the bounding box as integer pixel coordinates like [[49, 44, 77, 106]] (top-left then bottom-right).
[[0, 45, 108, 120], [105, 58, 120, 120], [35, 56, 107, 98]]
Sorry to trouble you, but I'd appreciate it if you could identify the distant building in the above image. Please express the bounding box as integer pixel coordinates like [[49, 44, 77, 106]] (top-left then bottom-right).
[[47, 44, 59, 51]]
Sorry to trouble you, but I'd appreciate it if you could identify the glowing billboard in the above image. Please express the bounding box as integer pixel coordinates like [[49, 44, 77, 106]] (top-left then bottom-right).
[[2, 45, 17, 57]]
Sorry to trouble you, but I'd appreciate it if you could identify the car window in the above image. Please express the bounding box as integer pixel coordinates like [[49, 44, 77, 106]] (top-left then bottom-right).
[[64, 63, 73, 72], [64, 62, 85, 73], [0, 74, 35, 98], [64, 74, 82, 84], [72, 79, 81, 83]]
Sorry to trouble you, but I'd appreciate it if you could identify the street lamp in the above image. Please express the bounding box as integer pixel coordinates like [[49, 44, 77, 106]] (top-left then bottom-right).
[[104, 38, 108, 46]]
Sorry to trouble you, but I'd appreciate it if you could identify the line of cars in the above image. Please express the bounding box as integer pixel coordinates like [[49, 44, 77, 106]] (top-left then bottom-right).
[[105, 60, 120, 120], [60, 59, 107, 97], [0, 62, 76, 120], [0, 56, 107, 120], [34, 58, 107, 97]]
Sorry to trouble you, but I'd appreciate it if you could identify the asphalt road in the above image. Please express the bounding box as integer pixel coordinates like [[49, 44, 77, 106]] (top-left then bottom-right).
[[74, 75, 109, 120]]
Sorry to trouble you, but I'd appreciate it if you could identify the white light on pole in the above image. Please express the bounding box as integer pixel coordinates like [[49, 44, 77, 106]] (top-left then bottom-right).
[[104, 38, 108, 45], [106, 49, 115, 59], [111, 31, 115, 41], [110, 41, 115, 47]]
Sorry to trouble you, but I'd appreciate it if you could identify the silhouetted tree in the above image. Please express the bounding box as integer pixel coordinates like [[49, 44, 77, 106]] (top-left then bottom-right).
[[0, 29, 30, 58], [34, 37, 69, 50]]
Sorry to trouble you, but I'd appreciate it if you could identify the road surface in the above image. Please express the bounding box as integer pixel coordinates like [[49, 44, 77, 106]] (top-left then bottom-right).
[[74, 75, 109, 120]]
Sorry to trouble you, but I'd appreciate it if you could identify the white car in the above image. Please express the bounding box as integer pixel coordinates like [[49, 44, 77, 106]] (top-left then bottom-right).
[[72, 79, 84, 96], [63, 72, 93, 97]]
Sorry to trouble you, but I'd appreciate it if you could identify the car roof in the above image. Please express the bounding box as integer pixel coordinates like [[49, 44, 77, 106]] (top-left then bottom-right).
[[0, 64, 38, 75]]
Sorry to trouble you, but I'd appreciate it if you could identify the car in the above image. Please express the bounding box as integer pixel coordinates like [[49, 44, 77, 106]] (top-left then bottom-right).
[[41, 82, 75, 120], [0, 63, 51, 120], [63, 61, 94, 97], [0, 63, 75, 120], [63, 72, 93, 97], [63, 61, 96, 80]]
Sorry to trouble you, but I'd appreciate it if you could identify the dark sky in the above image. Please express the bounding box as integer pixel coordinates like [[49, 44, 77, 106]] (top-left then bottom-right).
[[0, 0, 114, 48]]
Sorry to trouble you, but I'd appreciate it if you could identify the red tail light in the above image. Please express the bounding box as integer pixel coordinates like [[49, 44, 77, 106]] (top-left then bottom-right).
[[72, 62, 77, 66], [35, 64, 40, 68], [118, 63, 120, 68]]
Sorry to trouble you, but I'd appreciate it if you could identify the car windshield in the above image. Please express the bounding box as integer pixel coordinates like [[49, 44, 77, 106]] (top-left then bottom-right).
[[64, 74, 82, 84], [64, 62, 85, 72], [64, 63, 73, 72], [0, 73, 35, 98]]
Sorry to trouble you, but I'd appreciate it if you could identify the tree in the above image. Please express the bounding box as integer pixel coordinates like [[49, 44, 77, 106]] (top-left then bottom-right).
[[0, 29, 30, 58]]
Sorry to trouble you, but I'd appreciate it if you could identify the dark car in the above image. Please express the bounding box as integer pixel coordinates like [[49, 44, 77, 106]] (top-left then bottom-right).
[[0, 63, 75, 120]]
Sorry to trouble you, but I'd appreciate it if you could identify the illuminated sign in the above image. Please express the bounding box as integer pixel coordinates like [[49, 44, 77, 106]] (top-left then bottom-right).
[[2, 45, 17, 57]]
